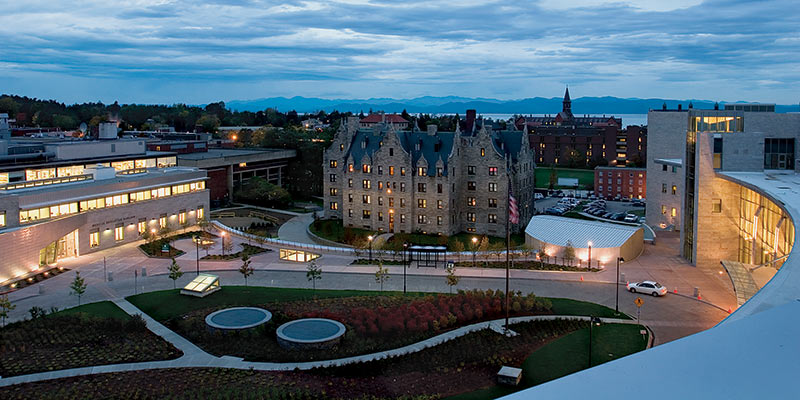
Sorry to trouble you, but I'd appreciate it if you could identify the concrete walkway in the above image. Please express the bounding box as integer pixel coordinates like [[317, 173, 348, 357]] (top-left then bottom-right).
[[0, 312, 640, 387], [277, 213, 318, 244]]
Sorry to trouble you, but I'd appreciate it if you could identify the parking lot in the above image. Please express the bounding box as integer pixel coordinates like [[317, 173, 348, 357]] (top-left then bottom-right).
[[534, 195, 646, 222]]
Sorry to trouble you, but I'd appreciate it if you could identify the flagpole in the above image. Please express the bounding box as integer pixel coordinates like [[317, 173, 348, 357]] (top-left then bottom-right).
[[505, 163, 511, 332]]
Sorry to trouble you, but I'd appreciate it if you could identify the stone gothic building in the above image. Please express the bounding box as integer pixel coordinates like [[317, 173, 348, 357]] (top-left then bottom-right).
[[323, 117, 535, 236]]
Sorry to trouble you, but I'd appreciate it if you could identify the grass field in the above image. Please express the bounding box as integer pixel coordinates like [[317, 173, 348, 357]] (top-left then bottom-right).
[[535, 168, 594, 189], [56, 301, 131, 320], [448, 323, 648, 399]]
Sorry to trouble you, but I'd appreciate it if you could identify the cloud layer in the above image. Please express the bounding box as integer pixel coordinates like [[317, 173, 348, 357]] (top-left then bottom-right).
[[0, 0, 797, 104]]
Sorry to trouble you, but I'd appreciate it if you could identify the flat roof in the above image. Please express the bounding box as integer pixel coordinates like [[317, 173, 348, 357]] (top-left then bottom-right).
[[524, 215, 641, 249], [177, 148, 291, 160]]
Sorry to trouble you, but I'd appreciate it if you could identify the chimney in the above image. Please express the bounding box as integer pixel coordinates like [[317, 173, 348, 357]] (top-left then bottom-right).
[[466, 109, 477, 133], [677, 104, 682, 111], [714, 102, 720, 110], [427, 124, 437, 135]]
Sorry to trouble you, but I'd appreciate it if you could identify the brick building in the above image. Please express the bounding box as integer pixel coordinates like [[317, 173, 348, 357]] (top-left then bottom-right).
[[594, 166, 647, 200], [516, 88, 647, 168], [323, 117, 535, 236]]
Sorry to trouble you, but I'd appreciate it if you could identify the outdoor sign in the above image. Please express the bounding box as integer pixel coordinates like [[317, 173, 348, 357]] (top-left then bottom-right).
[[634, 297, 644, 307]]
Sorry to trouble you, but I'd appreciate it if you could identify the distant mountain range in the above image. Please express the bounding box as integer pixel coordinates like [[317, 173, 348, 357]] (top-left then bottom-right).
[[226, 96, 799, 115]]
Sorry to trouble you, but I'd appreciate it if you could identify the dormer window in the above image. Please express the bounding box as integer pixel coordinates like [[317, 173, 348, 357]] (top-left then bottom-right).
[[480, 148, 485, 157]]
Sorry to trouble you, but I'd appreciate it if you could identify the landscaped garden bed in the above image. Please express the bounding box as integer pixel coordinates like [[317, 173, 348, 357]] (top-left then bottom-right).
[[456, 260, 602, 272], [139, 231, 217, 258], [200, 243, 270, 260], [0, 301, 182, 377], [0, 320, 648, 399], [163, 289, 552, 362]]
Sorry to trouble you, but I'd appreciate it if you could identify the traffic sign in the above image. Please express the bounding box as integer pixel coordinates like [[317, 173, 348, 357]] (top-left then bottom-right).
[[634, 297, 644, 308]]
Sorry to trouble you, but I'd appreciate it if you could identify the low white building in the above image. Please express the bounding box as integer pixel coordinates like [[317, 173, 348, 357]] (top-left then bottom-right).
[[524, 215, 644, 266]]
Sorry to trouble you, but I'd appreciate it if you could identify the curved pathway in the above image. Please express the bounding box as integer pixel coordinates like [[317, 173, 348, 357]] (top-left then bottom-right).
[[0, 301, 639, 387]]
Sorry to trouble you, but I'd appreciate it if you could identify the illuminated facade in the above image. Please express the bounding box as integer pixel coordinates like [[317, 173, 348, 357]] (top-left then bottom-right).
[[0, 166, 209, 286], [647, 103, 800, 277]]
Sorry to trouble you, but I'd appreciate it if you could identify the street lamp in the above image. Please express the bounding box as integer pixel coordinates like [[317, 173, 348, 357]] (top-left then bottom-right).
[[403, 242, 409, 294], [471, 236, 478, 268], [587, 241, 593, 268], [615, 257, 625, 314], [193, 234, 200, 275], [368, 235, 374, 263], [588, 316, 602, 368], [220, 231, 227, 256]]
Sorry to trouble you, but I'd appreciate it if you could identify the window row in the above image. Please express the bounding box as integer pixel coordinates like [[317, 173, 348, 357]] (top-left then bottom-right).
[[20, 181, 206, 224], [89, 207, 203, 248]]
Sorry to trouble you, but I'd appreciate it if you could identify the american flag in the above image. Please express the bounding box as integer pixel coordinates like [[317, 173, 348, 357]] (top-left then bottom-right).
[[509, 185, 519, 224]]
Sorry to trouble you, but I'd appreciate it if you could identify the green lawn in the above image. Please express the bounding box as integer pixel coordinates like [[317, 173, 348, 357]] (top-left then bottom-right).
[[126, 287, 427, 322], [535, 168, 594, 189], [448, 323, 647, 400], [549, 298, 629, 319], [309, 219, 373, 244], [56, 301, 131, 320], [523, 324, 648, 386]]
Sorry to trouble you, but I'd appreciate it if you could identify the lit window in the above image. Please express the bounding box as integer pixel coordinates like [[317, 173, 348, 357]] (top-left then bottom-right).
[[467, 212, 476, 222], [138, 219, 147, 234], [488, 167, 498, 176], [330, 202, 338, 210], [437, 200, 443, 209], [330, 188, 338, 196], [389, 166, 395, 176], [488, 183, 497, 192], [671, 207, 677, 217], [418, 167, 426, 176], [401, 167, 406, 176], [418, 199, 427, 208], [89, 231, 100, 248], [197, 207, 204, 220], [0, 211, 5, 227], [115, 225, 124, 241], [362, 179, 371, 189], [159, 215, 167, 228], [330, 160, 338, 168], [480, 148, 485, 157], [661, 205, 667, 214], [488, 199, 497, 208], [672, 185, 677, 195], [178, 211, 186, 224], [488, 214, 497, 223], [467, 197, 476, 207]]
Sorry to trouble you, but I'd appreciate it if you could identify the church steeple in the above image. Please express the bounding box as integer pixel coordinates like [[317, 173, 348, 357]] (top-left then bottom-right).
[[562, 86, 572, 114]]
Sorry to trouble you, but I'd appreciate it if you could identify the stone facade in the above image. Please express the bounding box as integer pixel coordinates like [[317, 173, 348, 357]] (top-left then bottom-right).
[[645, 110, 688, 230], [323, 118, 535, 235]]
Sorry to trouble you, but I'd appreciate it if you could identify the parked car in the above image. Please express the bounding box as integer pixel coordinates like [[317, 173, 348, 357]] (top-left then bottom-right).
[[627, 281, 668, 297], [639, 217, 647, 224], [545, 207, 565, 215], [602, 212, 613, 219], [624, 214, 639, 223], [534, 193, 544, 200]]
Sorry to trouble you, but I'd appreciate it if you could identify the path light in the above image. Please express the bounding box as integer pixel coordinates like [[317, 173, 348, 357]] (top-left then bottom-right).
[[615, 257, 625, 314], [587, 241, 593, 268], [472, 237, 478, 268], [367, 235, 374, 263]]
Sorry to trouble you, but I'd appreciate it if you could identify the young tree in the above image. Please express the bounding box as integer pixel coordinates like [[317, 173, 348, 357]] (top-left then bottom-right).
[[445, 264, 461, 294], [451, 240, 465, 262], [200, 239, 214, 256], [70, 271, 88, 306], [222, 236, 234, 256], [0, 294, 15, 327], [239, 254, 254, 286], [168, 258, 183, 289], [306, 260, 322, 292], [490, 242, 505, 261], [548, 167, 557, 190], [538, 248, 548, 266], [563, 240, 576, 266], [197, 217, 210, 233], [374, 262, 390, 292]]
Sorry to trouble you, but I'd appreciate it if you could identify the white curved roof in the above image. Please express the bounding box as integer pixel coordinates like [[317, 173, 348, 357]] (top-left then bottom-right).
[[524, 215, 642, 249]]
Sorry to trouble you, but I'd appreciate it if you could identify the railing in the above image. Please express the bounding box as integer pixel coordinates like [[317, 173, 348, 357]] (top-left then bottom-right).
[[0, 174, 93, 191], [211, 220, 542, 263]]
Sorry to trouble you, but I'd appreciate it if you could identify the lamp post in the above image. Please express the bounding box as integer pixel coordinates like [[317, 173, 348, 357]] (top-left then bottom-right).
[[194, 234, 200, 276], [368, 235, 374, 263], [221, 231, 227, 256], [588, 316, 602, 367], [616, 257, 625, 314], [471, 236, 478, 268], [403, 242, 408, 294], [587, 241, 593, 268]]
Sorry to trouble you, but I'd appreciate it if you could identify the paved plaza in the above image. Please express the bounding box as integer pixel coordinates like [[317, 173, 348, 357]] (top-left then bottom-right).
[[4, 223, 733, 346]]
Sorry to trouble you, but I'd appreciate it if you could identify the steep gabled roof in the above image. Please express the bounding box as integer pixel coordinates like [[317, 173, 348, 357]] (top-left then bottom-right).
[[360, 114, 409, 124]]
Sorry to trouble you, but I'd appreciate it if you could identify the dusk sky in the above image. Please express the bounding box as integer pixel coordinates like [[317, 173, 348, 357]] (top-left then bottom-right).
[[1, 0, 797, 105]]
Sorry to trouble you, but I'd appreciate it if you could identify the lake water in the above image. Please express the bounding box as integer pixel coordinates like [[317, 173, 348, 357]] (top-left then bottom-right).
[[474, 113, 648, 127]]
